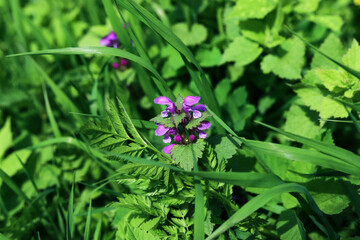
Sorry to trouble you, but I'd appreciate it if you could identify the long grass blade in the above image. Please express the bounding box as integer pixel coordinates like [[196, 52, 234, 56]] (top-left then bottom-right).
[[84, 200, 92, 240]]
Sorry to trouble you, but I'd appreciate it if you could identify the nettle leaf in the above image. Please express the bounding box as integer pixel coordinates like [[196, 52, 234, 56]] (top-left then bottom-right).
[[149, 115, 174, 128], [311, 34, 345, 69], [283, 102, 324, 139], [172, 22, 207, 46], [294, 0, 320, 13], [220, 36, 263, 67], [342, 39, 360, 71], [171, 140, 206, 171], [295, 86, 348, 119], [172, 113, 186, 127], [315, 69, 348, 92], [185, 112, 212, 130], [210, 135, 242, 160], [261, 37, 305, 80], [175, 94, 184, 110], [196, 47, 222, 67], [230, 0, 278, 20], [309, 15, 343, 32]]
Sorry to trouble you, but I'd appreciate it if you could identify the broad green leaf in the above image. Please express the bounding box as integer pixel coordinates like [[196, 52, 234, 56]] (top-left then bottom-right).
[[295, 86, 348, 118], [309, 15, 343, 32], [78, 25, 111, 47], [172, 23, 208, 46], [171, 140, 206, 171], [196, 47, 222, 67], [261, 37, 305, 80], [294, 0, 320, 13], [315, 69, 348, 92], [0, 118, 12, 160], [277, 210, 304, 240], [311, 34, 344, 69], [230, 0, 278, 20], [149, 115, 174, 128], [220, 36, 262, 66], [342, 39, 360, 71], [0, 149, 31, 177], [210, 135, 242, 160], [161, 45, 184, 78], [283, 103, 323, 139], [214, 79, 231, 107]]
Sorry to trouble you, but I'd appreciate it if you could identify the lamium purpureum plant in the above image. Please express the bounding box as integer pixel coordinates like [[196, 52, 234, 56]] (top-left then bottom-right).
[[100, 31, 129, 69], [150, 95, 211, 170]]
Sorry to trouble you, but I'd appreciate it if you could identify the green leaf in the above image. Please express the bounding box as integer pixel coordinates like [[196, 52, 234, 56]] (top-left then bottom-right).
[[220, 36, 263, 67], [277, 210, 305, 240], [171, 140, 206, 171], [283, 103, 323, 139], [172, 23, 208, 46], [107, 100, 129, 138], [342, 39, 360, 71], [230, 0, 278, 20], [315, 69, 348, 92], [294, 0, 320, 13], [295, 86, 348, 118], [0, 149, 31, 177], [309, 15, 343, 32], [0, 118, 12, 160], [214, 80, 231, 107], [196, 47, 222, 67], [261, 37, 305, 80], [149, 115, 174, 128], [210, 135, 242, 160], [172, 113, 186, 127], [186, 112, 212, 130], [175, 94, 184, 110], [311, 34, 345, 69]]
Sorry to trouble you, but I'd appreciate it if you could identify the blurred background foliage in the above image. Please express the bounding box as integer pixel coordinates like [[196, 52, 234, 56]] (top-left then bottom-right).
[[1, 0, 360, 239]]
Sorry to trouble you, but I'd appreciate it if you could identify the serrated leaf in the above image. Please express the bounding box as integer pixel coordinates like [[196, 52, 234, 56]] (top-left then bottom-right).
[[342, 39, 360, 71], [186, 112, 212, 130], [172, 23, 207, 46], [210, 135, 242, 160], [295, 86, 348, 118], [107, 100, 129, 138], [283, 103, 323, 139], [315, 69, 347, 92], [172, 113, 186, 127], [220, 36, 262, 66], [309, 15, 343, 32], [311, 34, 345, 69], [230, 0, 277, 20], [171, 140, 206, 171], [149, 115, 175, 128], [116, 97, 146, 145], [175, 94, 184, 110], [261, 37, 305, 80]]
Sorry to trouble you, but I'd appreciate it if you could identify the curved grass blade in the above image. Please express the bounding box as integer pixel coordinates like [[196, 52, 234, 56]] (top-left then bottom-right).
[[84, 200, 92, 240], [43, 84, 61, 138], [206, 183, 336, 240], [255, 121, 360, 168]]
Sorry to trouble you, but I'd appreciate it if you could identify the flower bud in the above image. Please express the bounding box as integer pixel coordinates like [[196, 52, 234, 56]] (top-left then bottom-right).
[[174, 135, 182, 143], [189, 134, 195, 142]]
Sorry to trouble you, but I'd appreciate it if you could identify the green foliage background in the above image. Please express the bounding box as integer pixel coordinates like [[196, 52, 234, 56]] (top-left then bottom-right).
[[1, 0, 360, 239]]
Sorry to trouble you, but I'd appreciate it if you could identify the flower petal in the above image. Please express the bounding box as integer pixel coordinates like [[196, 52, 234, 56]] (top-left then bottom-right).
[[155, 125, 169, 136], [163, 144, 176, 154], [163, 135, 172, 143], [183, 96, 200, 106], [193, 104, 207, 111], [99, 37, 111, 46], [154, 96, 174, 106], [199, 131, 207, 139], [192, 110, 202, 119], [161, 111, 169, 117], [198, 121, 211, 130]]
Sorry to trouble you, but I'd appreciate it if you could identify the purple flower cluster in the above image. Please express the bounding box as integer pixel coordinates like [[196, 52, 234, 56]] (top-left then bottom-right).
[[100, 31, 128, 69], [151, 96, 211, 154]]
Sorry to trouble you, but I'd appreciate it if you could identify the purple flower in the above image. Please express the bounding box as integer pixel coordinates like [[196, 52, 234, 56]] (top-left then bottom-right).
[[182, 96, 207, 119], [100, 31, 118, 48], [163, 144, 176, 154], [154, 96, 176, 117], [112, 62, 119, 69], [151, 95, 211, 156], [120, 59, 128, 66]]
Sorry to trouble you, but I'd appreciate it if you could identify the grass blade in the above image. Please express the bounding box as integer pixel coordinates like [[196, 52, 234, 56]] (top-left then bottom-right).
[[84, 200, 92, 240], [66, 177, 75, 240], [43, 84, 62, 138]]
